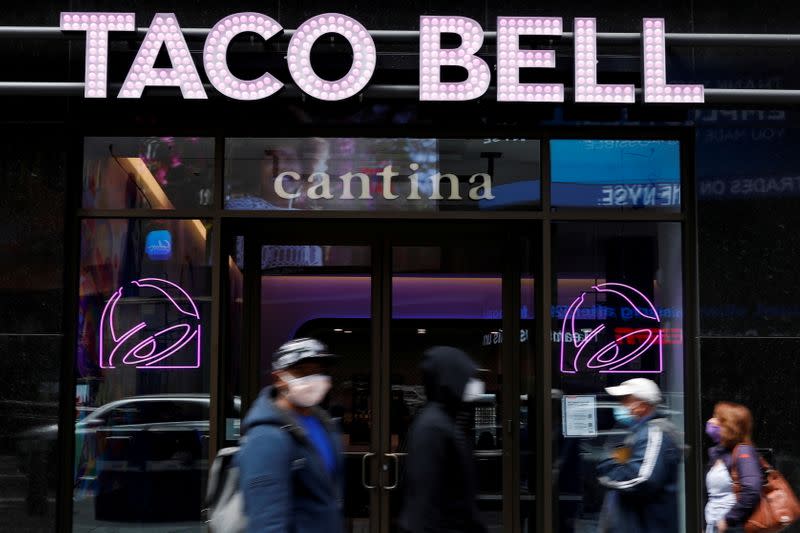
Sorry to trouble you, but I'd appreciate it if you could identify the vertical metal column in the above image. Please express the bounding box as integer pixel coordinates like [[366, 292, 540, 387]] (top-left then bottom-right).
[[208, 135, 225, 462], [56, 126, 81, 533], [242, 231, 262, 412], [535, 139, 554, 533], [502, 230, 523, 532], [681, 131, 702, 533], [376, 234, 391, 533]]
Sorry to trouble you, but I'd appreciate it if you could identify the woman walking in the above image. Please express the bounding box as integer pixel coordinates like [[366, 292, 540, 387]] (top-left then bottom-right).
[[704, 401, 763, 533]]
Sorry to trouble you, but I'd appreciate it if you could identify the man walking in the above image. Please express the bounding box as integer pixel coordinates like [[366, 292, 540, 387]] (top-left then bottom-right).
[[597, 378, 683, 533], [238, 338, 344, 533], [399, 346, 488, 533]]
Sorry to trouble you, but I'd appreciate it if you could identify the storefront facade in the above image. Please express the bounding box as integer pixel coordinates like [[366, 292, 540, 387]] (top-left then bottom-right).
[[2, 2, 800, 533]]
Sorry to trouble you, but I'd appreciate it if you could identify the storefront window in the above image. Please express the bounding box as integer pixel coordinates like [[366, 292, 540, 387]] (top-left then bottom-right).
[[83, 137, 215, 209], [551, 222, 685, 532], [225, 138, 540, 212], [74, 218, 211, 531], [551, 140, 681, 210]]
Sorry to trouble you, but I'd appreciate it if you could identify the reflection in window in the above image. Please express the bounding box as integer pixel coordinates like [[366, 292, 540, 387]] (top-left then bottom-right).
[[225, 138, 541, 212], [83, 137, 215, 209], [74, 218, 211, 529], [551, 140, 680, 209]]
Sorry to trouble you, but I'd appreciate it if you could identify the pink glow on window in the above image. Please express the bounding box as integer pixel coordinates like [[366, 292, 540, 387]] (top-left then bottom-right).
[[60, 12, 136, 99], [496, 16, 563, 103], [99, 278, 202, 369], [573, 18, 634, 104], [287, 13, 376, 101], [642, 18, 704, 103], [560, 282, 664, 374], [204, 12, 284, 100], [419, 16, 491, 101], [118, 13, 207, 100]]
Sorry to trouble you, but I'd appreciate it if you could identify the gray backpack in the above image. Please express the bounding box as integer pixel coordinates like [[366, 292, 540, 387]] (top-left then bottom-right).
[[204, 407, 335, 532], [205, 445, 247, 533]]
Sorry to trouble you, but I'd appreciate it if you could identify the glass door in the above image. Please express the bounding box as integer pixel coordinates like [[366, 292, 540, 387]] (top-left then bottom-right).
[[251, 234, 380, 533], [380, 234, 510, 533], [239, 222, 525, 533]]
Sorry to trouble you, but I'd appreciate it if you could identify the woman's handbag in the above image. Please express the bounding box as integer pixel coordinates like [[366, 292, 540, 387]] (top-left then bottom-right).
[[731, 446, 800, 533]]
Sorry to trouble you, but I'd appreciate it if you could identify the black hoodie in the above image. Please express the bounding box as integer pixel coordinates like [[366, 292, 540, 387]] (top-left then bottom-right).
[[399, 346, 488, 533]]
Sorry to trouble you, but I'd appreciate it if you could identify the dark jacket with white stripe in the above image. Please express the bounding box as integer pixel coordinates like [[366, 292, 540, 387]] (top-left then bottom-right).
[[597, 412, 683, 533]]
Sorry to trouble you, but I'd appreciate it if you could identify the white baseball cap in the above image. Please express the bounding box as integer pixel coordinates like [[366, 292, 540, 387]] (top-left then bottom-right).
[[605, 378, 662, 405]]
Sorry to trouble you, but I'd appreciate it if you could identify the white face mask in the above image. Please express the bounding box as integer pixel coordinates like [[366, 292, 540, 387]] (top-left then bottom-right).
[[462, 378, 485, 402], [282, 373, 332, 407]]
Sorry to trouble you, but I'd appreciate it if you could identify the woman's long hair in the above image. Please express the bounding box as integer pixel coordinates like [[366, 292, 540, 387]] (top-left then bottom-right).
[[713, 401, 754, 449]]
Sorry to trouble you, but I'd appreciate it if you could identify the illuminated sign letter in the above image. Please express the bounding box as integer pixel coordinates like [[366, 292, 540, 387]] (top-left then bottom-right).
[[60, 12, 136, 98], [118, 13, 207, 99], [204, 12, 283, 100], [419, 16, 490, 101], [642, 18, 704, 103], [287, 13, 376, 101], [496, 16, 563, 102], [574, 18, 635, 103], [274, 171, 301, 199]]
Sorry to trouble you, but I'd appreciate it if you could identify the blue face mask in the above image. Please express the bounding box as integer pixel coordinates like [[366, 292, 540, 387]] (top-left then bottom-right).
[[613, 405, 636, 426]]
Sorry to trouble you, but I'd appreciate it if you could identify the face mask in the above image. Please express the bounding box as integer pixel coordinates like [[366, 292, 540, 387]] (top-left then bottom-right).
[[705, 421, 722, 443], [283, 373, 331, 407], [462, 378, 485, 402], [613, 405, 636, 426]]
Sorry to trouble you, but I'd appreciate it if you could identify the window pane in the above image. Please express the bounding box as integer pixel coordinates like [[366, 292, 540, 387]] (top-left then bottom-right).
[[74, 218, 211, 529], [551, 222, 685, 532], [83, 137, 215, 209], [225, 138, 540, 212], [551, 140, 681, 210]]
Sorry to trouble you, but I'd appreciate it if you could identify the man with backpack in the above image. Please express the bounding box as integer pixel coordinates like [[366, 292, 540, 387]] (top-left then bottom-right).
[[238, 338, 344, 533]]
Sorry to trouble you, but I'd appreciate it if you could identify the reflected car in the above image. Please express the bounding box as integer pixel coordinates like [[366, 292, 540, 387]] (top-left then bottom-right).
[[19, 393, 240, 522]]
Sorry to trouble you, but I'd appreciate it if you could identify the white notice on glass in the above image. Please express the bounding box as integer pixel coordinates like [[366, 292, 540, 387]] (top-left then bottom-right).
[[562, 395, 597, 437]]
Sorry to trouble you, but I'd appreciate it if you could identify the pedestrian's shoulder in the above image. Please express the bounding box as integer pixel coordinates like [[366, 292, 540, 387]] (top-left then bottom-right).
[[241, 422, 293, 452]]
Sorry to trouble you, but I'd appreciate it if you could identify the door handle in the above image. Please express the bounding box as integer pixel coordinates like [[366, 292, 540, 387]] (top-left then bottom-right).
[[382, 453, 400, 490], [362, 453, 376, 489]]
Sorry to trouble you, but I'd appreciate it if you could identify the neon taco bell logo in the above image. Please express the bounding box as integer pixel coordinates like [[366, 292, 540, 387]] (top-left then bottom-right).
[[61, 12, 703, 103], [99, 278, 202, 370]]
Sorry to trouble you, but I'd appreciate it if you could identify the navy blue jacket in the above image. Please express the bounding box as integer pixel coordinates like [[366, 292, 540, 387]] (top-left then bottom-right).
[[596, 413, 683, 533], [708, 444, 763, 527], [238, 388, 344, 533]]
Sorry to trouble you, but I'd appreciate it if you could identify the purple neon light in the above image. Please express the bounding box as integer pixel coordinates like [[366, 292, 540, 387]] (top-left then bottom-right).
[[559, 282, 664, 374], [99, 277, 202, 369]]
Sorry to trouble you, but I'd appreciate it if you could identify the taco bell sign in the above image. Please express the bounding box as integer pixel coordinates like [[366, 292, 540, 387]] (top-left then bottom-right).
[[60, 12, 704, 104]]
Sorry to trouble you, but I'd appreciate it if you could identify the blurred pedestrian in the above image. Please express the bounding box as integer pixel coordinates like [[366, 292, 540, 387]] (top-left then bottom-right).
[[596, 378, 683, 533], [704, 402, 762, 533], [399, 346, 488, 533], [238, 338, 344, 533]]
